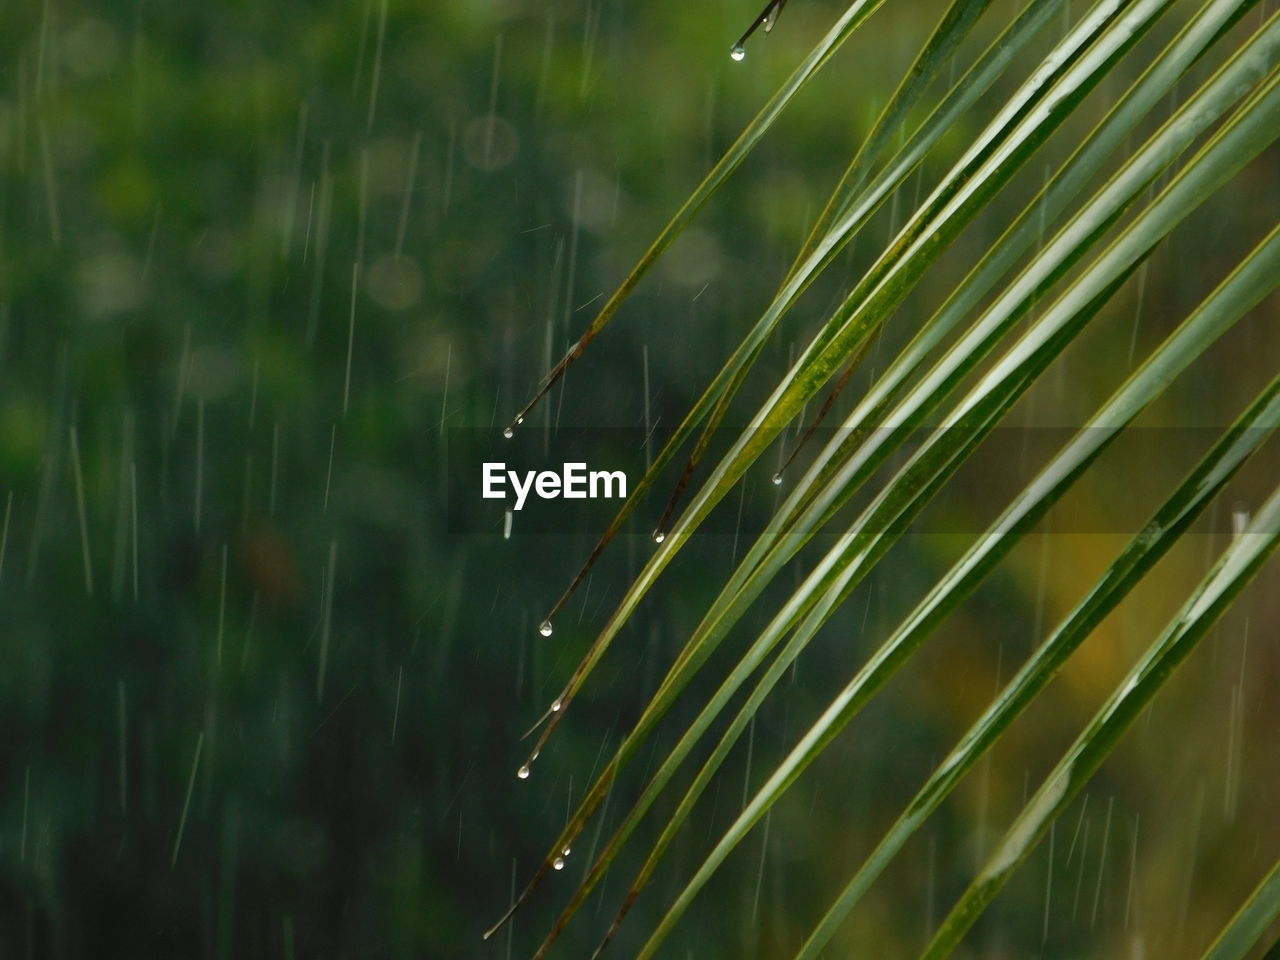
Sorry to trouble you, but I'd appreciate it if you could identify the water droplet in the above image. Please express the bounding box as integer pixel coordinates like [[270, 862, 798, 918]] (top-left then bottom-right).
[[553, 857, 565, 871], [538, 620, 553, 637], [503, 426, 515, 439], [562, 846, 572, 857], [551, 698, 562, 713], [772, 473, 783, 486], [517, 764, 531, 780], [730, 43, 746, 61], [515, 415, 524, 426], [653, 531, 666, 544]]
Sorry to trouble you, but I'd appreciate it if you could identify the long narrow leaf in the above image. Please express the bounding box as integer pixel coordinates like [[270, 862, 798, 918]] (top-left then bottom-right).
[[525, 0, 1161, 773], [1201, 859, 1280, 960], [631, 66, 1280, 958], [506, 0, 890, 432], [598, 0, 1169, 704], [789, 0, 997, 275], [796, 238, 1280, 955], [649, 0, 1001, 540], [541, 0, 1076, 630], [503, 13, 1280, 929], [580, 260, 1139, 958], [920, 478, 1280, 957], [584, 3, 1280, 864], [650, 0, 1274, 733], [631, 225, 1280, 960], [523, 0, 1086, 730]]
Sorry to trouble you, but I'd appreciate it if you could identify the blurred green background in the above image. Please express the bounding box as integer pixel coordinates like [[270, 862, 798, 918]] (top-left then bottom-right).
[[0, 0, 1277, 956]]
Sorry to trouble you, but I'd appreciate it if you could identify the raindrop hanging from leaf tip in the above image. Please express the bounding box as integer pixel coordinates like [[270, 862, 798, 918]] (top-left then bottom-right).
[[731, 0, 787, 62], [538, 620, 553, 637]]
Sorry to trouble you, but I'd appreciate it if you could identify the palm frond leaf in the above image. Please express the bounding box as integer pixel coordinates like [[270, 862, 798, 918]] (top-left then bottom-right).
[[921, 477, 1280, 956], [497, 0, 1280, 954]]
